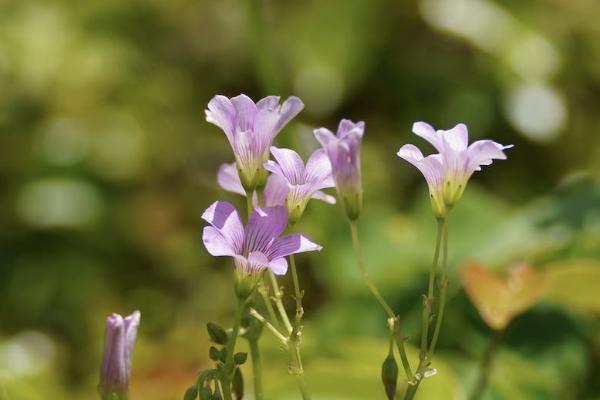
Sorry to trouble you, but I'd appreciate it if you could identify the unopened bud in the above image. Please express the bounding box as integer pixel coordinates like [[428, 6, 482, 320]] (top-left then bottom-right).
[[381, 354, 399, 400]]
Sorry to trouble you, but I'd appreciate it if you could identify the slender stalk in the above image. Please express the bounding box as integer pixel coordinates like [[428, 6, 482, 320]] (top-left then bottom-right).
[[469, 330, 503, 400], [391, 319, 413, 380], [404, 218, 449, 400], [267, 271, 293, 334], [249, 308, 289, 345], [222, 298, 246, 400], [350, 220, 414, 382], [248, 338, 264, 400], [420, 219, 445, 360], [289, 254, 304, 322], [349, 220, 395, 319], [259, 283, 282, 332], [246, 194, 253, 217], [289, 339, 311, 400], [429, 219, 448, 355]]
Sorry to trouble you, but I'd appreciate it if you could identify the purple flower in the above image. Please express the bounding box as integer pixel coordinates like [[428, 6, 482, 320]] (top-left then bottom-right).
[[202, 201, 321, 276], [206, 95, 304, 191], [314, 119, 365, 220], [264, 147, 335, 224], [99, 311, 141, 395], [397, 122, 512, 217]]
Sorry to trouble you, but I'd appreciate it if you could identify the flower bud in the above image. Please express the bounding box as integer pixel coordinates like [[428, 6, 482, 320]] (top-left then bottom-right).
[[232, 367, 244, 400], [99, 311, 140, 396], [381, 354, 399, 400]]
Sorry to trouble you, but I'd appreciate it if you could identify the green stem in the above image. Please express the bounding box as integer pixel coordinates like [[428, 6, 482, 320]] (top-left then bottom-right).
[[267, 271, 293, 334], [248, 338, 264, 400], [469, 330, 503, 400], [403, 218, 448, 400], [350, 220, 415, 382], [420, 219, 444, 361], [349, 220, 396, 319], [259, 283, 282, 332], [222, 298, 245, 400], [289, 339, 311, 400], [428, 219, 449, 355], [289, 254, 304, 323], [246, 194, 253, 217]]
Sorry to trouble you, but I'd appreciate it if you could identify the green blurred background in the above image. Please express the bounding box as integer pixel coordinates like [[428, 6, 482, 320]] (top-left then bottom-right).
[[0, 0, 599, 399]]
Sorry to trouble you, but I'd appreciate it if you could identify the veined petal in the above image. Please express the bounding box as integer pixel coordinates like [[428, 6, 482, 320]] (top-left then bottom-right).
[[268, 257, 288, 275], [274, 96, 304, 133], [217, 163, 245, 196], [202, 201, 244, 254], [269, 147, 305, 184], [314, 128, 337, 148], [244, 206, 288, 254], [206, 95, 236, 143], [412, 121, 443, 152], [256, 96, 280, 111], [100, 314, 127, 391], [397, 144, 444, 190], [231, 94, 257, 132], [442, 123, 469, 152], [268, 233, 322, 259], [203, 226, 238, 256], [123, 311, 140, 379], [246, 251, 271, 273], [304, 148, 334, 188], [311, 190, 336, 204], [338, 119, 365, 139], [264, 174, 288, 207], [467, 140, 512, 172]]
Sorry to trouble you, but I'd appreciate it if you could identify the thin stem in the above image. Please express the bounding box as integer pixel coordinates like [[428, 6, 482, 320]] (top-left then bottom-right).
[[403, 218, 448, 400], [469, 330, 503, 400], [289, 340, 311, 400], [289, 254, 304, 323], [391, 319, 413, 380], [267, 270, 293, 334], [246, 194, 253, 217], [248, 338, 264, 400], [349, 220, 395, 319], [429, 219, 449, 355], [419, 219, 444, 360], [259, 283, 282, 332], [249, 308, 288, 345], [222, 298, 245, 400]]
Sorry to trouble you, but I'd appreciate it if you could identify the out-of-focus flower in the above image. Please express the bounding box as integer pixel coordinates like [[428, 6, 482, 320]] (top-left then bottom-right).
[[206, 95, 304, 191], [201, 201, 321, 277], [461, 262, 545, 331], [314, 119, 365, 220], [264, 146, 335, 224], [99, 311, 141, 396], [397, 122, 512, 218]]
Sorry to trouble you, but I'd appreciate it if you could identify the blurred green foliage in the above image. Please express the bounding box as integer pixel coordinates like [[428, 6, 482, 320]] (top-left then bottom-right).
[[0, 0, 599, 399]]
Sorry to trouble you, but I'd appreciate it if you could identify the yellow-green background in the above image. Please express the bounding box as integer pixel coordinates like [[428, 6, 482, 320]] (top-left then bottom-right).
[[0, 0, 599, 399]]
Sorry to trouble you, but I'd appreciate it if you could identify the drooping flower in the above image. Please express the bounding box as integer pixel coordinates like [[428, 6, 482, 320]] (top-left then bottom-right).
[[264, 147, 336, 224], [201, 201, 321, 278], [397, 122, 512, 218], [206, 94, 304, 191], [99, 311, 141, 396], [314, 119, 365, 220]]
